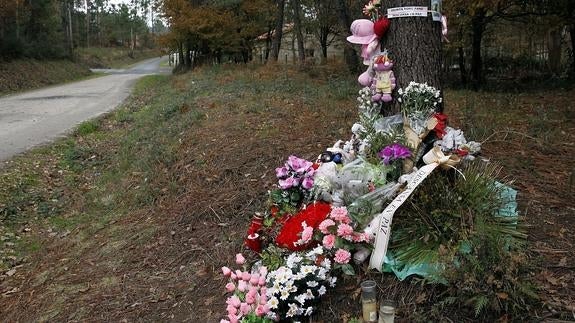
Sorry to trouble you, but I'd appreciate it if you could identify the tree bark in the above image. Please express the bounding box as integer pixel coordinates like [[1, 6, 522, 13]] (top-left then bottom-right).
[[336, 0, 360, 74], [570, 24, 575, 78], [292, 0, 305, 64], [470, 9, 486, 89], [269, 0, 285, 63], [381, 0, 443, 91], [547, 27, 562, 74]]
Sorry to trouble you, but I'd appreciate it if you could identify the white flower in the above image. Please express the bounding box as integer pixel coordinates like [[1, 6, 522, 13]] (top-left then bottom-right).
[[268, 296, 279, 309], [280, 288, 290, 300], [307, 281, 319, 287], [305, 306, 314, 316], [318, 285, 327, 296], [286, 303, 300, 317], [286, 254, 303, 268], [267, 284, 279, 296], [295, 293, 307, 305], [321, 258, 332, 270], [301, 265, 317, 275], [305, 288, 315, 299], [329, 277, 337, 287]]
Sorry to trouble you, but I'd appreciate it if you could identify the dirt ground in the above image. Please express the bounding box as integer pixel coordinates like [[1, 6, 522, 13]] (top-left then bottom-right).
[[0, 68, 573, 322]]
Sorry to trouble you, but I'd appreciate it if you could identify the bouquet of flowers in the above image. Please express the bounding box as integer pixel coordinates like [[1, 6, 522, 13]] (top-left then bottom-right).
[[221, 254, 272, 323], [398, 82, 442, 150], [265, 247, 336, 321]]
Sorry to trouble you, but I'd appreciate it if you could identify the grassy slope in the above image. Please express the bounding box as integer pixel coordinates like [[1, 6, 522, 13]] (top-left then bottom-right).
[[0, 65, 573, 321], [0, 59, 92, 95], [0, 47, 161, 95]]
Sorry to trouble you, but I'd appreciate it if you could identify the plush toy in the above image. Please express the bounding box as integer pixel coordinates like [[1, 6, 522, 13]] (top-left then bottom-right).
[[370, 52, 396, 103]]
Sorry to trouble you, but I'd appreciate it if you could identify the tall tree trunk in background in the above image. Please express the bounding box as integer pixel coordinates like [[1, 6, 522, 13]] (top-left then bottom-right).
[[85, 0, 90, 47], [547, 27, 562, 74], [457, 26, 467, 85], [336, 0, 360, 74], [292, 0, 305, 64], [67, 1, 74, 57], [381, 0, 443, 92], [470, 9, 486, 90], [570, 24, 575, 78], [269, 0, 285, 63], [319, 25, 329, 63]]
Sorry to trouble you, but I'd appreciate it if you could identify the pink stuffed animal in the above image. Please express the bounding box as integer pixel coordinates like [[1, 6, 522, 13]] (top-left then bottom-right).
[[370, 53, 396, 103]]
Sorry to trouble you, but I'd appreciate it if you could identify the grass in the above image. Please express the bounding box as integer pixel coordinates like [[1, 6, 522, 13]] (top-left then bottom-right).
[[76, 47, 162, 69]]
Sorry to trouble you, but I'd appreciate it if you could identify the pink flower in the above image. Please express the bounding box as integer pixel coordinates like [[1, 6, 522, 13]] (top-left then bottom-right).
[[259, 266, 268, 276], [330, 207, 350, 223], [259, 293, 267, 305], [246, 291, 256, 305], [220, 320, 231, 323], [260, 287, 266, 296], [279, 177, 296, 189], [301, 225, 313, 243], [227, 295, 241, 308], [256, 304, 269, 316], [226, 304, 237, 315], [225, 282, 236, 292], [334, 249, 351, 264], [228, 313, 239, 323], [336, 223, 354, 238], [237, 280, 247, 292], [222, 266, 232, 276], [250, 274, 259, 285], [275, 166, 289, 178], [287, 155, 313, 174], [301, 177, 314, 190], [322, 234, 336, 249], [235, 253, 245, 265], [235, 270, 242, 278], [230, 272, 237, 280], [258, 276, 266, 286], [239, 302, 251, 315], [241, 271, 251, 281], [318, 219, 336, 234]]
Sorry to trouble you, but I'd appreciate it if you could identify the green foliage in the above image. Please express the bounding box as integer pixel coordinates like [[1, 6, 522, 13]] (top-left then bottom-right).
[[269, 188, 303, 215], [75, 120, 100, 136], [240, 314, 273, 323], [260, 245, 286, 271]]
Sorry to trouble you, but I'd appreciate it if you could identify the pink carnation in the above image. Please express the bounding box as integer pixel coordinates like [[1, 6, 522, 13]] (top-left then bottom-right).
[[330, 207, 349, 223], [235, 253, 245, 265], [239, 302, 251, 315], [228, 313, 239, 323], [258, 276, 266, 286], [336, 223, 354, 238], [237, 280, 247, 292], [226, 304, 237, 315], [322, 234, 336, 249], [241, 271, 251, 281], [256, 304, 270, 316], [334, 249, 351, 264], [301, 225, 313, 243], [249, 274, 259, 285], [245, 291, 256, 305], [225, 282, 236, 292], [222, 266, 232, 276], [227, 295, 241, 308], [318, 219, 336, 234], [220, 320, 231, 323]]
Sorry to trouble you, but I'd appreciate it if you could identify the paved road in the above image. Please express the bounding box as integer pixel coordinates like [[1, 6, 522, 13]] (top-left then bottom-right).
[[0, 57, 170, 162]]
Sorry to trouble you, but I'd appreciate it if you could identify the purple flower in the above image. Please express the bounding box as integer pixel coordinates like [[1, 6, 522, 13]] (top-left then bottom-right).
[[301, 177, 314, 190], [275, 166, 289, 178], [287, 155, 313, 174], [378, 144, 411, 165], [378, 146, 394, 165], [279, 177, 296, 189]]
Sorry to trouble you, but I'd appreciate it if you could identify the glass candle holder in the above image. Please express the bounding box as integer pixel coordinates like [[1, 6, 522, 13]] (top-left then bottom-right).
[[378, 299, 396, 323], [361, 280, 378, 323]]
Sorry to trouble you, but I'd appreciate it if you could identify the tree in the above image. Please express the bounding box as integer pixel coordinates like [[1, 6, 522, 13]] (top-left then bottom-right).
[[269, 0, 286, 62], [291, 0, 305, 64], [380, 0, 443, 92], [335, 0, 360, 74]]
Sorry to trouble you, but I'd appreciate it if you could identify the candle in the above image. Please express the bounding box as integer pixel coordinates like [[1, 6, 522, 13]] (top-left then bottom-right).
[[361, 280, 378, 322]]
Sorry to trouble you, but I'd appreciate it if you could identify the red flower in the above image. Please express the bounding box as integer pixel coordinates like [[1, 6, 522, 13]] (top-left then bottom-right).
[[275, 202, 331, 251], [432, 113, 448, 139]]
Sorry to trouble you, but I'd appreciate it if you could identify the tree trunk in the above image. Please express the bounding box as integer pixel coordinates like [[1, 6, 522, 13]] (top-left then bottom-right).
[[269, 0, 285, 63], [292, 0, 305, 64], [570, 24, 575, 78], [470, 9, 486, 89], [85, 0, 90, 47], [547, 28, 562, 74], [458, 45, 467, 85], [381, 0, 443, 91], [336, 0, 360, 74], [319, 25, 329, 64]]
